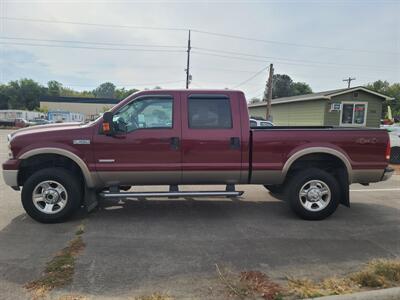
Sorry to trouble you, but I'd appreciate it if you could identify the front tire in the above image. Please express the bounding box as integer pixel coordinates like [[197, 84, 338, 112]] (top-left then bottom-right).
[[21, 168, 83, 223], [286, 168, 340, 220]]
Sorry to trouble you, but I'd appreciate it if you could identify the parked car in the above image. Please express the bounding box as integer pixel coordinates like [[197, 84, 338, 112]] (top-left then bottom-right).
[[14, 118, 30, 128], [250, 118, 274, 127], [381, 125, 400, 164], [389, 131, 400, 164], [2, 89, 393, 223], [29, 118, 52, 126]]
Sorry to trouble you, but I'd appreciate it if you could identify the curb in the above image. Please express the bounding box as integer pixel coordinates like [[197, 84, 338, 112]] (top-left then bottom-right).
[[305, 287, 400, 300]]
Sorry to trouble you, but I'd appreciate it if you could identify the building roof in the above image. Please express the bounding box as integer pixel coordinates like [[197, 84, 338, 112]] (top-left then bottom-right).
[[40, 95, 120, 104], [248, 86, 394, 107]]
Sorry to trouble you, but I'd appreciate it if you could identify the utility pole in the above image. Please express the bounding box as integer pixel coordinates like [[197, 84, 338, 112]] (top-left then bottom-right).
[[185, 30, 191, 89], [263, 63, 274, 121], [343, 77, 356, 88]]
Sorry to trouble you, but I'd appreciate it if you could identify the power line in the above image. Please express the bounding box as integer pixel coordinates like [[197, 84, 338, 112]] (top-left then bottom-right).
[[61, 80, 186, 88], [0, 41, 186, 53], [193, 66, 263, 73], [191, 51, 396, 73], [232, 66, 269, 88], [2, 16, 398, 55], [194, 47, 393, 70], [1, 17, 187, 32], [0, 36, 185, 49], [191, 29, 399, 55]]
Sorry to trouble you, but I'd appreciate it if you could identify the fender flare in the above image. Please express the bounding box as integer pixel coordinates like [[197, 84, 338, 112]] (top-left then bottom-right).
[[19, 148, 96, 187], [282, 147, 353, 183]]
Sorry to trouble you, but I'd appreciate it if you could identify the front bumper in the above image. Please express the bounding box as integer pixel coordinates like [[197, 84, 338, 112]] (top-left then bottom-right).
[[2, 159, 20, 189], [381, 167, 394, 181], [2, 169, 18, 188]]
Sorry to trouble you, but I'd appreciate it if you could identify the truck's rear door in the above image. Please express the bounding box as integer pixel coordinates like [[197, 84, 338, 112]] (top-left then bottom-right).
[[181, 92, 242, 183]]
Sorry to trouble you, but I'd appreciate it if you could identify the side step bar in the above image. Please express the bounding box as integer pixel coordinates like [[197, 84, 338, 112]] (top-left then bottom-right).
[[100, 190, 244, 199]]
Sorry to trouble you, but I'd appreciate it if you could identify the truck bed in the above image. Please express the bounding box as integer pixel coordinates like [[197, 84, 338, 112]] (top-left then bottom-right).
[[249, 127, 389, 184]]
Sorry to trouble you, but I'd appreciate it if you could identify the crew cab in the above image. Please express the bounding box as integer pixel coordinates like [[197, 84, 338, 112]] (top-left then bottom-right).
[[2, 90, 394, 223]]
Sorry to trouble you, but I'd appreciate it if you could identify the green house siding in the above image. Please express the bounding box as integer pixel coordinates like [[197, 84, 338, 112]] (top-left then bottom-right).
[[324, 91, 383, 128], [248, 100, 326, 126], [248, 106, 268, 120]]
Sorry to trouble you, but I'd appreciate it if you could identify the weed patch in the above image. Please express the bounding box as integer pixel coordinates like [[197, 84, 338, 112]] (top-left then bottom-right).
[[26, 224, 86, 299], [350, 259, 400, 288]]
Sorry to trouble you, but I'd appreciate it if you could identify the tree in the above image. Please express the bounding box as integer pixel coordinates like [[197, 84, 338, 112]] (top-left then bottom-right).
[[6, 79, 46, 110], [0, 84, 10, 109], [272, 74, 293, 98], [93, 82, 116, 98], [365, 80, 400, 117], [249, 97, 261, 104], [272, 74, 313, 98], [115, 87, 139, 100], [291, 82, 312, 96], [47, 80, 63, 96]]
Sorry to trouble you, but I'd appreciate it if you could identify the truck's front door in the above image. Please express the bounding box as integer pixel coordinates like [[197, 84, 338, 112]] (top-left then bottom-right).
[[93, 93, 182, 186], [181, 93, 243, 184]]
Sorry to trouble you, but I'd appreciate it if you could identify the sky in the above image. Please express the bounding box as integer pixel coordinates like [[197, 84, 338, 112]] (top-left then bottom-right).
[[0, 0, 399, 99]]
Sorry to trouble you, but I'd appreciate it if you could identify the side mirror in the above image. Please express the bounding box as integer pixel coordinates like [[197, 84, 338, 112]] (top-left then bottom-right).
[[102, 111, 115, 136]]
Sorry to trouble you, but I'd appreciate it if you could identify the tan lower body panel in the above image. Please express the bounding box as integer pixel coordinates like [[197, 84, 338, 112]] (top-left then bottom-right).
[[96, 170, 244, 186], [97, 171, 181, 187], [93, 169, 385, 188], [181, 171, 242, 184], [351, 169, 383, 184], [250, 170, 284, 185]]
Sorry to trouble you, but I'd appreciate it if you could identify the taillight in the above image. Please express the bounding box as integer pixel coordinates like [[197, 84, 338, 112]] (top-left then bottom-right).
[[386, 139, 391, 161]]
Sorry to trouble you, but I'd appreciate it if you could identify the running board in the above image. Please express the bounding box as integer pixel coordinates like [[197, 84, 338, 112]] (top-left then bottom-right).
[[100, 190, 244, 199]]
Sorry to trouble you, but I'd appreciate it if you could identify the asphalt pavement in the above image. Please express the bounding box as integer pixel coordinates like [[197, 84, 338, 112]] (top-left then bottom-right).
[[0, 129, 399, 299]]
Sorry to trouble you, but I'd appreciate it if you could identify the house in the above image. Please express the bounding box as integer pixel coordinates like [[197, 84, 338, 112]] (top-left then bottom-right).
[[40, 96, 119, 121], [248, 86, 393, 128]]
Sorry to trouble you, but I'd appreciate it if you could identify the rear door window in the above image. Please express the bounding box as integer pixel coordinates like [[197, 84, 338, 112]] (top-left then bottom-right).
[[188, 97, 232, 129]]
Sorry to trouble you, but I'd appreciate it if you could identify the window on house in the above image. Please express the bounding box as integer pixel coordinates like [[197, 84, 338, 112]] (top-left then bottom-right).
[[340, 102, 367, 126]]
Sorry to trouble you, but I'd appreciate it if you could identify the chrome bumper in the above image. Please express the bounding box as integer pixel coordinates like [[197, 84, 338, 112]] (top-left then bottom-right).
[[381, 167, 394, 181], [2, 169, 18, 188]]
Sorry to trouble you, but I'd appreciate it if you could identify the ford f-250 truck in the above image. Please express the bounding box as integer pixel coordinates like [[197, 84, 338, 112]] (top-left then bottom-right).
[[2, 90, 394, 223]]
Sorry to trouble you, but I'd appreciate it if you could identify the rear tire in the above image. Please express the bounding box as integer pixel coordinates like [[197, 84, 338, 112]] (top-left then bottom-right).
[[390, 147, 400, 164], [286, 168, 340, 220], [21, 168, 82, 223]]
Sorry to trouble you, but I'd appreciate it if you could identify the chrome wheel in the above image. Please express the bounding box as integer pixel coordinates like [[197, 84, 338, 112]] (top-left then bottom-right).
[[299, 180, 331, 212], [32, 181, 68, 214]]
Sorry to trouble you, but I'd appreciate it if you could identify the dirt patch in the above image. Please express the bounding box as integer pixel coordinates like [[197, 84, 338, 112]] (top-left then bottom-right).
[[25, 224, 86, 299], [135, 293, 175, 300], [58, 294, 88, 300], [215, 264, 284, 300]]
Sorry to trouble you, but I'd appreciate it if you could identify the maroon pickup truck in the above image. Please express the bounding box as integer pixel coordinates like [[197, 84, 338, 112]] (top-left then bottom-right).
[[2, 90, 393, 223]]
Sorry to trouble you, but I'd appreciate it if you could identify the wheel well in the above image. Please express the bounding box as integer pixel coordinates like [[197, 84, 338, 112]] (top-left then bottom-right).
[[18, 154, 85, 187], [286, 153, 348, 178], [286, 153, 350, 206]]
